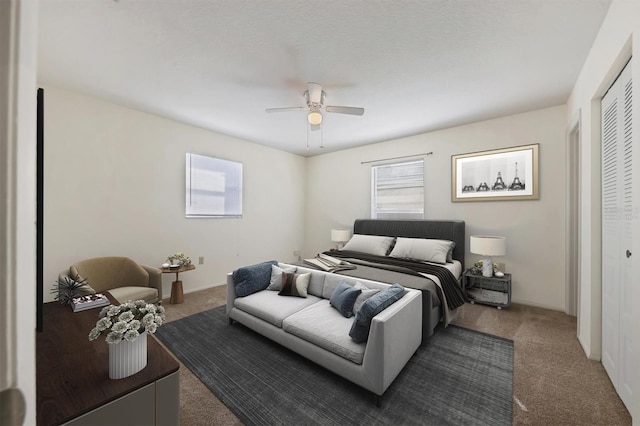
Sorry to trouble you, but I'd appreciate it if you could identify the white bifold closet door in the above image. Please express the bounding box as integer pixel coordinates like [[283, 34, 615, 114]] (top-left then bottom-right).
[[601, 59, 633, 412]]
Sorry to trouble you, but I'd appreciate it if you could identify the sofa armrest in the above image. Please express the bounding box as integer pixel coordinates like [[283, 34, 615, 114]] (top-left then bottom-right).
[[58, 270, 71, 283], [226, 273, 237, 316], [57, 270, 97, 294], [141, 265, 163, 302], [362, 288, 422, 395]]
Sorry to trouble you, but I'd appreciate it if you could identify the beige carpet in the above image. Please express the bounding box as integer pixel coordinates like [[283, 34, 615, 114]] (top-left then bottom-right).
[[160, 286, 631, 426]]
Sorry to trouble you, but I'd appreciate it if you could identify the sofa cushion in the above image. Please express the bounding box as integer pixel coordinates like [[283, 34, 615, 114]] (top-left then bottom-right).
[[349, 284, 406, 343], [232, 260, 277, 297], [278, 272, 311, 298], [329, 281, 361, 318], [234, 291, 322, 328], [352, 282, 380, 315], [322, 274, 359, 299], [267, 265, 296, 291], [283, 300, 366, 364], [109, 286, 158, 304]]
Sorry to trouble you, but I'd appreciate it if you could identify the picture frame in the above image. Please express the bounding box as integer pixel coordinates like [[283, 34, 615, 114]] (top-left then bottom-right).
[[451, 143, 539, 202]]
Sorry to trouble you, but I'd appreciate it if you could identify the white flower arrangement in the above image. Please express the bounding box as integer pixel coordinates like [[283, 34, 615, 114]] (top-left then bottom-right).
[[166, 252, 191, 266], [88, 300, 165, 344], [472, 260, 499, 275]]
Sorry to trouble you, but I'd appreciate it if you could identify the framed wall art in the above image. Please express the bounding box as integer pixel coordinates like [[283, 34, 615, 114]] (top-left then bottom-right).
[[451, 143, 539, 202]]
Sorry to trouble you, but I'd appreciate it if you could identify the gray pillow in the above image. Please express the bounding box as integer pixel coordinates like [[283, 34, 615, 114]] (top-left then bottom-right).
[[232, 260, 278, 297], [352, 282, 380, 315], [329, 281, 362, 318], [278, 272, 311, 298], [341, 234, 395, 256], [267, 264, 297, 291], [389, 238, 455, 264], [349, 284, 405, 343]]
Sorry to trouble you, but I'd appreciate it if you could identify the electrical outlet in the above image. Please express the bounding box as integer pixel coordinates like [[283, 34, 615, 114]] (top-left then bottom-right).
[[293, 250, 301, 256], [198, 256, 205, 265]]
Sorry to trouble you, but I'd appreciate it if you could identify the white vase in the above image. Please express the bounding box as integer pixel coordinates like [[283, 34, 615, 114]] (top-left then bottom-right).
[[108, 331, 148, 379]]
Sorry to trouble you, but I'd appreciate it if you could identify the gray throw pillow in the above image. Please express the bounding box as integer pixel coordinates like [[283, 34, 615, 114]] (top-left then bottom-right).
[[267, 265, 297, 291], [330, 281, 362, 318], [278, 272, 311, 298], [232, 260, 278, 297], [349, 284, 405, 343], [352, 282, 380, 316]]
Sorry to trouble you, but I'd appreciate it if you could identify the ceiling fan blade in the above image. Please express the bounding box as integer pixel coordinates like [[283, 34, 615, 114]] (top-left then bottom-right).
[[325, 106, 365, 116], [307, 82, 323, 104], [265, 107, 307, 113]]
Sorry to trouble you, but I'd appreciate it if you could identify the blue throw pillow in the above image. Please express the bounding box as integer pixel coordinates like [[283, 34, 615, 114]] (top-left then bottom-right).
[[232, 260, 278, 297], [330, 281, 362, 318], [349, 284, 405, 343]]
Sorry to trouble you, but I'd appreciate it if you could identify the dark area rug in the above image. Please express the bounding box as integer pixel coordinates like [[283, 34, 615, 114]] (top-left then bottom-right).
[[155, 306, 513, 426]]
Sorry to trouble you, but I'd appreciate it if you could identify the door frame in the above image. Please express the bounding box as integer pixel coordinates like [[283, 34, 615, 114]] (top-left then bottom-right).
[[566, 111, 581, 318], [0, 0, 38, 424]]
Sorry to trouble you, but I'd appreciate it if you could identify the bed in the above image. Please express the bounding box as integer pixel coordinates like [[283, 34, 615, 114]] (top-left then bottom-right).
[[320, 219, 467, 342]]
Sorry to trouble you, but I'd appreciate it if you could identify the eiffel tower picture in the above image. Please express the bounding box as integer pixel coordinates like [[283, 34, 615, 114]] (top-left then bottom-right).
[[453, 144, 538, 201], [492, 171, 507, 191], [509, 162, 525, 190]]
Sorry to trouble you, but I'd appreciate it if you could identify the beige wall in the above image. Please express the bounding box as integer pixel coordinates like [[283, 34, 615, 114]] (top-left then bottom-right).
[[566, 0, 640, 418], [42, 86, 307, 302], [306, 105, 567, 310]]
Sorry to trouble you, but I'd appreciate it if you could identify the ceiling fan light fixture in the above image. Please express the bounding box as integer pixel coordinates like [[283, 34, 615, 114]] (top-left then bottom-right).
[[308, 111, 323, 125]]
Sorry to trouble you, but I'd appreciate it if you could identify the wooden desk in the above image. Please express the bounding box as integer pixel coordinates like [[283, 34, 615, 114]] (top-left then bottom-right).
[[161, 264, 195, 304], [36, 294, 180, 426]]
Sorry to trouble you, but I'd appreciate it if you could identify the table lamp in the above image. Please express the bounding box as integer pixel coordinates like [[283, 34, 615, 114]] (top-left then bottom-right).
[[470, 235, 506, 277], [331, 229, 351, 250]]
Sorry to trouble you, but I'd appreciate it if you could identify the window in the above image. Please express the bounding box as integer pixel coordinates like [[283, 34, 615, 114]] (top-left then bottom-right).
[[371, 160, 424, 219], [185, 153, 242, 218]]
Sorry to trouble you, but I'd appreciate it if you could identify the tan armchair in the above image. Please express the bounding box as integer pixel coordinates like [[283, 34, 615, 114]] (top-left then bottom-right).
[[58, 256, 162, 304]]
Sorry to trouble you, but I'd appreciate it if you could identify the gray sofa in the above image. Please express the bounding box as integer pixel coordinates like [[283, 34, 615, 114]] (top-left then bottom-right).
[[226, 262, 422, 403]]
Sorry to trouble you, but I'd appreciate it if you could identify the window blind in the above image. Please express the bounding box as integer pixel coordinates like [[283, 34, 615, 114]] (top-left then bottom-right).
[[371, 160, 424, 219], [186, 153, 242, 218]]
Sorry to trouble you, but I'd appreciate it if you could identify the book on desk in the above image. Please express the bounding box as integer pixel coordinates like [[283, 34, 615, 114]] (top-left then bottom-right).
[[71, 293, 110, 312]]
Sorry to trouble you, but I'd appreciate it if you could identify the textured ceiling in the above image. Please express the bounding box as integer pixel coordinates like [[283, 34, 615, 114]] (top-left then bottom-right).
[[37, 0, 611, 156]]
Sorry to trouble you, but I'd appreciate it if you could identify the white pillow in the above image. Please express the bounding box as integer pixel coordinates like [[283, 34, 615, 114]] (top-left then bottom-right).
[[267, 264, 297, 291], [340, 234, 395, 256], [389, 238, 455, 264]]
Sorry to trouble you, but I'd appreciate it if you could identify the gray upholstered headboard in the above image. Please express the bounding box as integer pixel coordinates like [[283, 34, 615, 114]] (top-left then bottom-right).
[[353, 219, 466, 269]]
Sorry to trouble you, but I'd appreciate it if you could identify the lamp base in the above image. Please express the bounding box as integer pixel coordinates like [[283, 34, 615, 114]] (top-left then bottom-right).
[[482, 256, 493, 277]]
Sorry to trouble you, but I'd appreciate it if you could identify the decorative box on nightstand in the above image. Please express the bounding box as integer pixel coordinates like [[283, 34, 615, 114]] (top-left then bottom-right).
[[463, 269, 511, 309]]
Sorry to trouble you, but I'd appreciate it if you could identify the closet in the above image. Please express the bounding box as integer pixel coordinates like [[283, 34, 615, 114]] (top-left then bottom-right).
[[601, 59, 632, 412]]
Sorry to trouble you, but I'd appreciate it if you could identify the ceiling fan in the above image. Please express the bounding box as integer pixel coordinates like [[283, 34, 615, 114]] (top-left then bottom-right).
[[266, 82, 365, 127]]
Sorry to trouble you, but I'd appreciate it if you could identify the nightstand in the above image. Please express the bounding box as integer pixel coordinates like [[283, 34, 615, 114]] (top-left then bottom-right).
[[463, 269, 511, 309]]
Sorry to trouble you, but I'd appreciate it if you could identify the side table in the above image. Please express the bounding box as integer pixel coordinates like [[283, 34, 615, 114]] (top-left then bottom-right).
[[161, 264, 196, 304], [463, 269, 512, 309]]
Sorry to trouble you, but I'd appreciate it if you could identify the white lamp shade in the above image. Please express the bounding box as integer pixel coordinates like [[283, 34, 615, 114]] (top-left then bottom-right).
[[331, 229, 351, 242], [470, 236, 506, 256]]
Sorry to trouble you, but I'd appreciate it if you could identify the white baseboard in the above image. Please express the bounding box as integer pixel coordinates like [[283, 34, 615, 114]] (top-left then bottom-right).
[[183, 281, 226, 295], [510, 297, 564, 312]]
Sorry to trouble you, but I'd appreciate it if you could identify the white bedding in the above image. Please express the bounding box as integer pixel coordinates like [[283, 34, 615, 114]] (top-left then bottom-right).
[[424, 259, 462, 280]]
